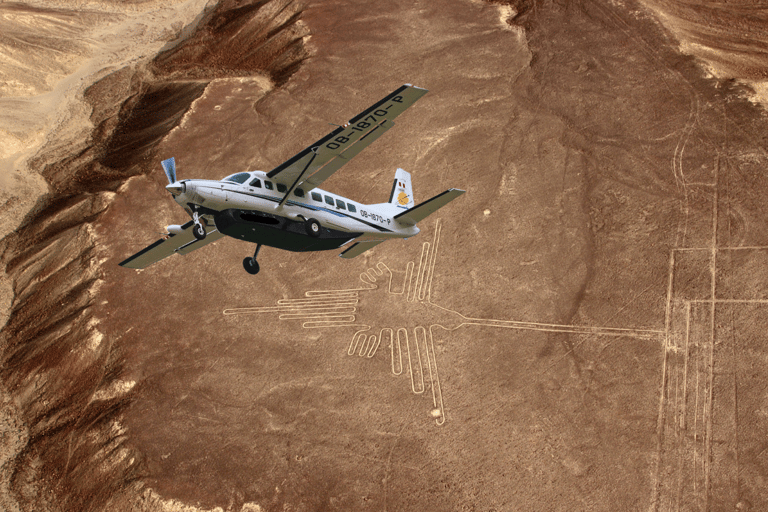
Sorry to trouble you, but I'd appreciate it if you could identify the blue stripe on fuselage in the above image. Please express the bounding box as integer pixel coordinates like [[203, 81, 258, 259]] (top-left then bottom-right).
[[225, 189, 392, 232]]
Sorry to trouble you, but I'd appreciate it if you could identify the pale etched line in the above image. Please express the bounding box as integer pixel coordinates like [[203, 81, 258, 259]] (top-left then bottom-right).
[[418, 241, 433, 302], [397, 261, 414, 297], [305, 289, 368, 297], [425, 219, 442, 302], [286, 290, 361, 298], [223, 306, 284, 315], [665, 251, 676, 335], [278, 307, 357, 317], [423, 301, 663, 339], [730, 305, 741, 503], [674, 246, 768, 252], [418, 327, 431, 399], [301, 319, 360, 328], [681, 302, 692, 431], [405, 327, 425, 394], [672, 325, 681, 510], [676, 301, 692, 512], [420, 222, 442, 301], [367, 267, 382, 282], [391, 328, 403, 376], [704, 156, 719, 510], [384, 261, 408, 295], [359, 335, 373, 357], [690, 299, 768, 304], [693, 307, 701, 496], [405, 258, 416, 302], [411, 242, 429, 302], [277, 297, 358, 305], [459, 318, 663, 339], [717, 246, 768, 250], [366, 329, 385, 358], [277, 305, 357, 314], [349, 331, 366, 356], [652, 250, 677, 511], [671, 90, 699, 248], [224, 302, 357, 315], [427, 326, 445, 426], [276, 303, 359, 312]]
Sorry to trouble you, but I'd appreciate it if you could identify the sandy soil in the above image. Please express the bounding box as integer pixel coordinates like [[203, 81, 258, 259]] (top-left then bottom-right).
[[3, 0, 768, 511]]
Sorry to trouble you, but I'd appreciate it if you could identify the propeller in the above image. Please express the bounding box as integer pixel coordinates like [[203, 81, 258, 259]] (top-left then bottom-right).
[[161, 157, 177, 184], [162, 157, 185, 195]]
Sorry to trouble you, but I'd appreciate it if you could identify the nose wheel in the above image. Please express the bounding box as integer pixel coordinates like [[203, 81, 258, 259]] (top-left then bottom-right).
[[243, 243, 262, 275]]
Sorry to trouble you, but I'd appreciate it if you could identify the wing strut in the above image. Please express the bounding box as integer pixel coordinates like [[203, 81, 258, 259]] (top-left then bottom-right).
[[277, 148, 318, 208]]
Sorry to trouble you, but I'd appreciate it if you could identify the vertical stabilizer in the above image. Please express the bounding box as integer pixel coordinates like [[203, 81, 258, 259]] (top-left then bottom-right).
[[389, 168, 414, 210]]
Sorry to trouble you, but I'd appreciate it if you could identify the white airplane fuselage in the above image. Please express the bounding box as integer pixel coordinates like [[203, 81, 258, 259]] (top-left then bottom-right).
[[168, 170, 418, 251]]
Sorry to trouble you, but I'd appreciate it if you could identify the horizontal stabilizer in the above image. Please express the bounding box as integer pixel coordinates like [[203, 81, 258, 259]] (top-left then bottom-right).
[[339, 240, 384, 259], [393, 188, 466, 226]]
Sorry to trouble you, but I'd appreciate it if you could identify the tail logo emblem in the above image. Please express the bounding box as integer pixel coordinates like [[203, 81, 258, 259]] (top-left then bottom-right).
[[397, 191, 410, 205]]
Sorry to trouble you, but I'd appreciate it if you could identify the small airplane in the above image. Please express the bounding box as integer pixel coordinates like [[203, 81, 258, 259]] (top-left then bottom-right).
[[119, 84, 465, 275]]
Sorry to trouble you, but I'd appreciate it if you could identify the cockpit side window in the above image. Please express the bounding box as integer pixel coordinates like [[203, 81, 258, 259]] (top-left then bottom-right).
[[223, 172, 250, 184], [249, 178, 262, 188]]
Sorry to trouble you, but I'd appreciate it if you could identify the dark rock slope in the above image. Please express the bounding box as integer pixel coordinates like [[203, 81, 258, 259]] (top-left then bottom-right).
[[0, 1, 309, 510]]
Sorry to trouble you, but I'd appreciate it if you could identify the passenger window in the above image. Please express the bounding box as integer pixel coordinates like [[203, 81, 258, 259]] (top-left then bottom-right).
[[347, 203, 357, 213], [294, 188, 304, 197], [249, 178, 261, 188], [264, 181, 273, 190], [336, 199, 346, 210], [325, 195, 334, 205], [311, 192, 322, 202], [277, 183, 287, 193]]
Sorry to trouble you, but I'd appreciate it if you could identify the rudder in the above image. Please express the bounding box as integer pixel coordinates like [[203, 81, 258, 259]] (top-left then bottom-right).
[[388, 168, 414, 210]]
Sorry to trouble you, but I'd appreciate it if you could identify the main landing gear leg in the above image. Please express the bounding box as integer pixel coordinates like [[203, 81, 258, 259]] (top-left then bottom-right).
[[243, 243, 262, 275], [192, 211, 206, 240]]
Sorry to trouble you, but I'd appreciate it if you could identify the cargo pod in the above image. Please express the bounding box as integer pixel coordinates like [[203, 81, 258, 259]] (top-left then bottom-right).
[[214, 209, 361, 252]]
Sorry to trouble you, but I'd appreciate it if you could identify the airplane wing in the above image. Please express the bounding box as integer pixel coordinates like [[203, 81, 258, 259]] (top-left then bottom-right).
[[393, 189, 466, 227], [339, 240, 384, 259], [269, 84, 428, 206], [119, 221, 225, 269]]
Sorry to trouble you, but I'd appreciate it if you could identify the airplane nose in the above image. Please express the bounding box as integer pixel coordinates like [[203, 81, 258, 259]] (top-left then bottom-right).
[[166, 182, 185, 195]]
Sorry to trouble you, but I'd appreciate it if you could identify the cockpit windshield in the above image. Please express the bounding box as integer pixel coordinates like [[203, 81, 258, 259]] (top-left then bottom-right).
[[221, 172, 251, 184]]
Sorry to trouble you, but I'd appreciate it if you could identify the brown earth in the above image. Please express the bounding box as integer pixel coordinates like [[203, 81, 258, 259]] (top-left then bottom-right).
[[2, 0, 768, 511]]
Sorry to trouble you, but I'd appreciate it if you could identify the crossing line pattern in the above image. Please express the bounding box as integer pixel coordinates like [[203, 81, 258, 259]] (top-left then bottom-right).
[[652, 153, 768, 511]]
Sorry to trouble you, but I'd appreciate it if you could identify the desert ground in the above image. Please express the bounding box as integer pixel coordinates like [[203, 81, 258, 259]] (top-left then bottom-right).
[[2, 0, 768, 511]]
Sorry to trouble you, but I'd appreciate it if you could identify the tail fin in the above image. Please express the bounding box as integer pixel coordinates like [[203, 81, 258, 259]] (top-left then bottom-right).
[[388, 168, 414, 210]]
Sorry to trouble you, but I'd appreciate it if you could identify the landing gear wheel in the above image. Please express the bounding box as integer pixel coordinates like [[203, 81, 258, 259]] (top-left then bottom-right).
[[305, 218, 321, 238], [243, 257, 260, 275], [192, 223, 206, 240]]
